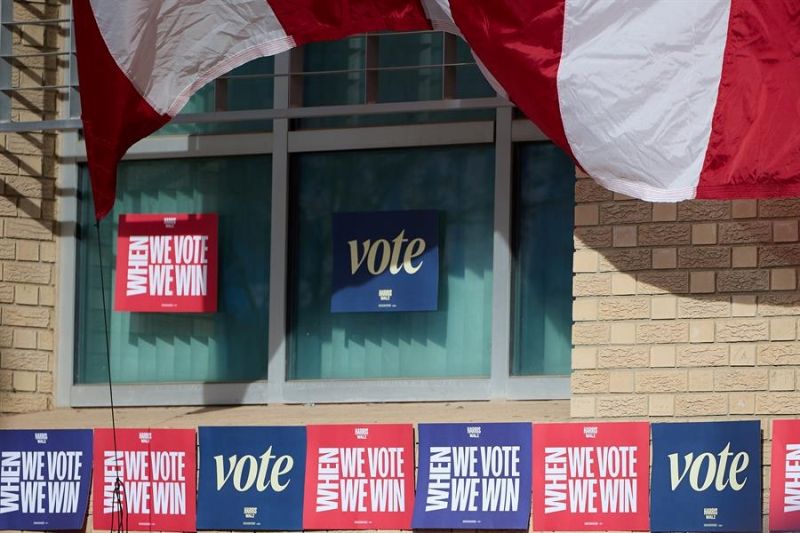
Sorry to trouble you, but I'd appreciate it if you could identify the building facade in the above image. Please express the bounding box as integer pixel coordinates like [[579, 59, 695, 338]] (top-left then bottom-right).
[[2, 0, 800, 529]]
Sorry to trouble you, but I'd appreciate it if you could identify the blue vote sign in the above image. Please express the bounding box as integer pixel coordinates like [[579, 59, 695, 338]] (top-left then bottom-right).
[[197, 427, 306, 530], [412, 422, 532, 529], [650, 420, 761, 532], [0, 429, 92, 531], [331, 210, 439, 312]]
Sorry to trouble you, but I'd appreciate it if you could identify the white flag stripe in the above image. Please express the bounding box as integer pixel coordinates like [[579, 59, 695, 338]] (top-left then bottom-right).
[[557, 0, 731, 201], [421, 0, 459, 34], [89, 0, 292, 116]]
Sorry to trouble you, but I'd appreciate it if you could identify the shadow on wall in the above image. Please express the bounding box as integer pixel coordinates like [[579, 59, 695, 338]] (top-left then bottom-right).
[[2, 0, 63, 228], [574, 190, 800, 333]]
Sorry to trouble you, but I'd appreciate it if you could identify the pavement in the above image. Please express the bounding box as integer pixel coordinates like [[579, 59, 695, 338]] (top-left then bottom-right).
[[1, 400, 570, 429]]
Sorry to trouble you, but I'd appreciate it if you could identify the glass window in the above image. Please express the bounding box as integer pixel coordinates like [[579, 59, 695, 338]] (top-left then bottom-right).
[[297, 32, 495, 129], [157, 57, 275, 135], [376, 32, 443, 104], [75, 156, 271, 384], [289, 145, 495, 380], [512, 143, 575, 375]]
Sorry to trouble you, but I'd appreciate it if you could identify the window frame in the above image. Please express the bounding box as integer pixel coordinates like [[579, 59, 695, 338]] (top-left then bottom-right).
[[55, 50, 570, 407]]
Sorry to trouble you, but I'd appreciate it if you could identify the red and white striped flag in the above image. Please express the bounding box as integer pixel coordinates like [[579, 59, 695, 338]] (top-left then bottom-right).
[[74, 0, 800, 220]]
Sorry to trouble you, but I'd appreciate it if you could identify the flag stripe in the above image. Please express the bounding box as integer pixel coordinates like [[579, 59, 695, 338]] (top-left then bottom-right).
[[266, 0, 431, 45], [73, 0, 170, 220], [558, 0, 730, 202], [450, 0, 572, 157], [420, 0, 459, 34], [697, 0, 800, 199], [88, 0, 293, 116]]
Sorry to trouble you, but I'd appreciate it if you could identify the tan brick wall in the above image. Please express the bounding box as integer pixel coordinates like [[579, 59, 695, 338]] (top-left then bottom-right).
[[572, 170, 800, 420], [0, 0, 62, 414], [573, 170, 800, 530]]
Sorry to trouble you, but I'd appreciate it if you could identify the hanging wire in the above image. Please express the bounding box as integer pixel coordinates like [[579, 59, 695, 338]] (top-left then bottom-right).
[[94, 219, 127, 533]]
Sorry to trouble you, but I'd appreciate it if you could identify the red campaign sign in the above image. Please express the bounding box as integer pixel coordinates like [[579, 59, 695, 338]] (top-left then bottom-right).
[[770, 419, 800, 531], [114, 213, 218, 312], [92, 428, 196, 532], [533, 422, 649, 531], [303, 424, 414, 530]]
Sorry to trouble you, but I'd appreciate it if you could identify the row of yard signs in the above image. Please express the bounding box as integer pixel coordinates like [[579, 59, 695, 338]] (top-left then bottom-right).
[[0, 420, 797, 531]]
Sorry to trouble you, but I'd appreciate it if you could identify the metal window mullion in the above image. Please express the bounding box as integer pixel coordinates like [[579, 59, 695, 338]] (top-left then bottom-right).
[[266, 51, 291, 402], [489, 106, 514, 398], [67, 3, 80, 120], [364, 34, 379, 104], [0, 0, 13, 122], [57, 131, 81, 407], [442, 32, 457, 99]]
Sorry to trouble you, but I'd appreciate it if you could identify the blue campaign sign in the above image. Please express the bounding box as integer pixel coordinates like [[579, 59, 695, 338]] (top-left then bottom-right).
[[0, 429, 92, 531], [197, 426, 306, 530], [331, 210, 439, 312], [412, 422, 532, 529], [650, 420, 761, 532]]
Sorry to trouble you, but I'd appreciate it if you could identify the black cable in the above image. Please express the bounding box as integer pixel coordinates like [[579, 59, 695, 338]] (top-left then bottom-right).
[[94, 220, 126, 533]]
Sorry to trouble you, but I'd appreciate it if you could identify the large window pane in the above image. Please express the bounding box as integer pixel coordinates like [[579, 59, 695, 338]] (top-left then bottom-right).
[[157, 58, 274, 135], [289, 145, 494, 379], [297, 33, 494, 129], [75, 156, 271, 384], [512, 143, 574, 375]]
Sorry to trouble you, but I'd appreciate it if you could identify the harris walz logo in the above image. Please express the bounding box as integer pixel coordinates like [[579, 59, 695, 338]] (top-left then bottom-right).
[[331, 210, 439, 313]]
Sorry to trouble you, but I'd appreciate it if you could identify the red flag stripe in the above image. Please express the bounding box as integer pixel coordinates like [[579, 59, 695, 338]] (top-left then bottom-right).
[[73, 0, 170, 220], [449, 0, 572, 159], [697, 0, 800, 199], [266, 0, 432, 45]]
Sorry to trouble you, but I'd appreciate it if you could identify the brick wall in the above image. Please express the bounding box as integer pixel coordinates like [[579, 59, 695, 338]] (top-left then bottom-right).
[[0, 0, 62, 413], [571, 169, 800, 419]]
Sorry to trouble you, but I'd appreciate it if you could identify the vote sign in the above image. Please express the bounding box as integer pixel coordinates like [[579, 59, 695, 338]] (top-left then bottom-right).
[[770, 419, 800, 531], [532, 422, 649, 531], [92, 428, 196, 532], [197, 426, 306, 530], [0, 430, 92, 530], [303, 424, 414, 529], [331, 210, 439, 312], [412, 422, 532, 530], [651, 421, 761, 532], [114, 213, 218, 312]]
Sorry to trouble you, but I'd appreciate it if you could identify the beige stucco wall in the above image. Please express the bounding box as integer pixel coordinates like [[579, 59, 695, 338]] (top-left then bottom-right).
[[0, 0, 61, 413]]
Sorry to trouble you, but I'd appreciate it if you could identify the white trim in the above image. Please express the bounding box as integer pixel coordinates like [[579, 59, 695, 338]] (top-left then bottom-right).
[[68, 376, 568, 406], [54, 133, 80, 407], [67, 132, 274, 162], [288, 121, 494, 153], [266, 52, 291, 401], [489, 106, 513, 398]]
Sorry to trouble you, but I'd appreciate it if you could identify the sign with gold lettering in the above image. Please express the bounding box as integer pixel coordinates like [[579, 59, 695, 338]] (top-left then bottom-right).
[[114, 213, 218, 313], [650, 421, 761, 532], [532, 422, 649, 531], [770, 419, 800, 531], [197, 427, 305, 530], [331, 211, 438, 312]]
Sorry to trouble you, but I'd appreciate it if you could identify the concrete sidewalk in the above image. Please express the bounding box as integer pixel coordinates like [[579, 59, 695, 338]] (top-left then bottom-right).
[[0, 400, 570, 429]]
